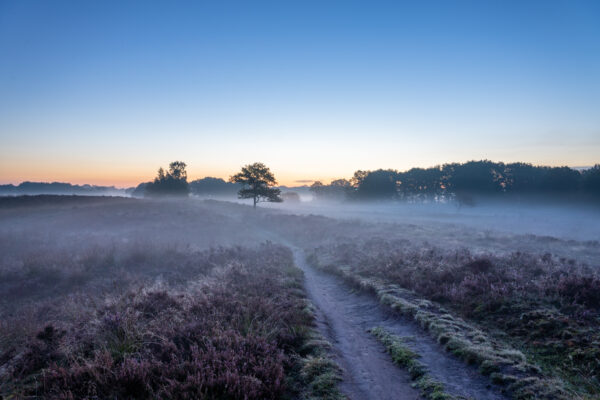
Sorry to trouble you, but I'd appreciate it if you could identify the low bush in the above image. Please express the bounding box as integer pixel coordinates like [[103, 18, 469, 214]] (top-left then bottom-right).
[[1, 244, 342, 400]]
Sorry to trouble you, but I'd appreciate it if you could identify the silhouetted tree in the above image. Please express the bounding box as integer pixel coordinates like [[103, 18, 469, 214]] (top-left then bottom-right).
[[145, 161, 190, 197], [354, 169, 399, 199], [397, 167, 444, 200], [189, 177, 239, 196], [445, 160, 506, 195], [132, 182, 149, 197], [310, 179, 352, 200], [229, 162, 282, 208], [351, 170, 368, 188], [168, 161, 187, 180], [309, 181, 325, 198], [582, 165, 600, 196], [538, 167, 581, 193]]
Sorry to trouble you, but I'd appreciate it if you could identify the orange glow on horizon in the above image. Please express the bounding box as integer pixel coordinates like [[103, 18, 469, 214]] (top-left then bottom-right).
[[0, 159, 596, 189]]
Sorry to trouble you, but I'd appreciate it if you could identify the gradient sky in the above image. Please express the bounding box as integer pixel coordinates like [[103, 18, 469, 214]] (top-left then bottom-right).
[[1, 0, 599, 187]]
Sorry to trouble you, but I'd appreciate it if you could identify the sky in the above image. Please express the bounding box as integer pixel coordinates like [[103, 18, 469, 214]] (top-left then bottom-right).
[[1, 0, 599, 187]]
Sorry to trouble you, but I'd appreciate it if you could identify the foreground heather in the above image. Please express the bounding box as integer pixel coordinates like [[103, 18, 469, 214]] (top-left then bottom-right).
[[1, 244, 342, 399]]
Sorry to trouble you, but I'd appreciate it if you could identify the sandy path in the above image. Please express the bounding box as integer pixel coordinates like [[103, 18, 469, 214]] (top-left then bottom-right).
[[292, 248, 507, 400], [293, 248, 421, 400]]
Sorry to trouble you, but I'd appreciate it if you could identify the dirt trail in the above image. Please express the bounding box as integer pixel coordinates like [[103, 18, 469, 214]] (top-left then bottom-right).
[[292, 248, 507, 400]]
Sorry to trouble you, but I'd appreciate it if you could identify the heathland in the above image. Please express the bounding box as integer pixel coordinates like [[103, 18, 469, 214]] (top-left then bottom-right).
[[1, 195, 599, 399]]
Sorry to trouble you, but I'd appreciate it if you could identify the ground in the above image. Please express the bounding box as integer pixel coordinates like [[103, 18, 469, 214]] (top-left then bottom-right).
[[1, 196, 598, 399]]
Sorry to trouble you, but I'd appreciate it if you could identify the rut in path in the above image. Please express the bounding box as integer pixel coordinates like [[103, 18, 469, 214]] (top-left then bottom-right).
[[292, 248, 507, 400]]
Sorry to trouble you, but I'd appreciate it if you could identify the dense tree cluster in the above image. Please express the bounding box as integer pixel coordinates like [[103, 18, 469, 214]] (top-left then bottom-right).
[[144, 161, 190, 197], [310, 161, 600, 202]]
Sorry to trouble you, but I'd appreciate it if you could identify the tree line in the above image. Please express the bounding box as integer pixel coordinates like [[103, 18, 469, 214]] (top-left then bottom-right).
[[137, 160, 600, 206], [311, 161, 600, 202]]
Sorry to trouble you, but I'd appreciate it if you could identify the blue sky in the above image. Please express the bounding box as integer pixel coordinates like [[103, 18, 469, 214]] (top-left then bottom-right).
[[1, 0, 599, 186]]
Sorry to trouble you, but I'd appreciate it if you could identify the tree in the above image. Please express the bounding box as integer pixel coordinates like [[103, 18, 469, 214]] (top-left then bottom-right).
[[397, 167, 444, 200], [445, 160, 507, 196], [310, 179, 352, 200], [355, 169, 399, 199], [168, 161, 187, 180], [582, 165, 600, 196], [229, 162, 282, 208], [189, 177, 239, 197], [351, 170, 368, 188], [144, 161, 190, 197]]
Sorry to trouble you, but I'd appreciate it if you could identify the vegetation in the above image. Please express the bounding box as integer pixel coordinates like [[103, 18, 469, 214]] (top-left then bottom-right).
[[308, 238, 600, 398], [0, 242, 343, 399], [0, 181, 131, 196], [2, 194, 598, 399], [310, 161, 600, 203], [0, 197, 344, 399], [189, 177, 239, 197], [370, 327, 458, 400], [310, 179, 352, 200], [144, 161, 190, 197], [281, 192, 301, 203], [230, 162, 282, 208], [4, 160, 598, 203]]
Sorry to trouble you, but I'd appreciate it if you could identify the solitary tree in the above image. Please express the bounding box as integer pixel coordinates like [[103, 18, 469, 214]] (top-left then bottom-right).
[[229, 162, 282, 208]]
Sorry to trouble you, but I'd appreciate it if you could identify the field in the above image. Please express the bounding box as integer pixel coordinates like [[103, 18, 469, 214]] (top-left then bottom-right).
[[1, 196, 599, 399]]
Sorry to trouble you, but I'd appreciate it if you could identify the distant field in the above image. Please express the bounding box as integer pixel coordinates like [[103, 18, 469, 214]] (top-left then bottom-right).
[[0, 194, 136, 208]]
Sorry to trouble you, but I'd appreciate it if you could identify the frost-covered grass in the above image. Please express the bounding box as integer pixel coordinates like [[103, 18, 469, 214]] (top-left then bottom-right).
[[308, 238, 600, 399], [370, 327, 457, 400]]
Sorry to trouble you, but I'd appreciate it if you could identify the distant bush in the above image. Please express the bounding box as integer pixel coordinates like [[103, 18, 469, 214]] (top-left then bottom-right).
[[282, 191, 301, 203]]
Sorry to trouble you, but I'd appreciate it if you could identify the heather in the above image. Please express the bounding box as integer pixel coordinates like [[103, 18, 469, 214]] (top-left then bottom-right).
[[2, 196, 599, 399], [0, 198, 344, 399], [1, 243, 344, 399], [308, 238, 600, 396]]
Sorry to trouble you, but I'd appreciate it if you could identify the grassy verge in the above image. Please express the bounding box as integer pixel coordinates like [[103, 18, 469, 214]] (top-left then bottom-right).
[[370, 326, 460, 400], [296, 304, 346, 400], [308, 252, 577, 400]]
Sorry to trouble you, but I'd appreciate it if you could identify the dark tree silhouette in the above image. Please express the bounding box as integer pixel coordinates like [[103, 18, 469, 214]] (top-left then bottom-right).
[[310, 179, 352, 200], [167, 161, 187, 180], [144, 161, 190, 197], [445, 160, 506, 195], [189, 177, 239, 196], [350, 170, 368, 188], [539, 167, 580, 193], [229, 162, 282, 208], [397, 167, 445, 199], [582, 165, 600, 196], [355, 169, 399, 199]]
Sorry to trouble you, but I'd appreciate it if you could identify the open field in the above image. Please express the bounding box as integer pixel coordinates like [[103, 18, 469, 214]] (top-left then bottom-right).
[[1, 196, 599, 399]]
